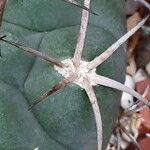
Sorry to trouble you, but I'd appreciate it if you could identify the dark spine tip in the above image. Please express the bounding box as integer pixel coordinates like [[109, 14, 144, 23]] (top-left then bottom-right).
[[0, 35, 7, 40]]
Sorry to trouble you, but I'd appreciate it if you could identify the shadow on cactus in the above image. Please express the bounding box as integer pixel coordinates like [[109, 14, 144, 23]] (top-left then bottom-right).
[[0, 0, 149, 150]]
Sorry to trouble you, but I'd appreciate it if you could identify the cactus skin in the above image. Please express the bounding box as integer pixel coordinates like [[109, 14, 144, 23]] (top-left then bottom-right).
[[0, 0, 126, 149]]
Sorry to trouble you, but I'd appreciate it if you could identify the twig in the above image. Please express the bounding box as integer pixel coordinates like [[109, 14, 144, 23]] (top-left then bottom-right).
[[0, 0, 7, 27], [73, 0, 91, 67], [64, 0, 98, 15], [121, 127, 140, 150], [135, 0, 150, 10], [29, 75, 75, 110], [0, 36, 64, 67], [83, 78, 102, 150], [116, 128, 121, 150], [88, 16, 149, 70], [94, 74, 150, 107]]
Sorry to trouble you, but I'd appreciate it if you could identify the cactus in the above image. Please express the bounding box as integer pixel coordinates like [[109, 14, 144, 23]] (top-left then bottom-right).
[[0, 0, 149, 150]]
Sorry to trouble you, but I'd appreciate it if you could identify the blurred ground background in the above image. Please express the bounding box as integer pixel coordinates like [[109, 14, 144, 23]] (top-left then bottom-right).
[[107, 0, 150, 149]]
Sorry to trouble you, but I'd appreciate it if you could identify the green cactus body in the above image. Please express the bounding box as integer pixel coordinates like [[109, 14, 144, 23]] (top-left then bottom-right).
[[0, 0, 126, 149]]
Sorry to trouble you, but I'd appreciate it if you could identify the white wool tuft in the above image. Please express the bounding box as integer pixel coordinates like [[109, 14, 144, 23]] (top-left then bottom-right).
[[54, 58, 97, 88]]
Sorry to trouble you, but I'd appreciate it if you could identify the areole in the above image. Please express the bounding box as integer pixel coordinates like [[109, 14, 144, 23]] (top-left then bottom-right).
[[54, 59, 97, 88]]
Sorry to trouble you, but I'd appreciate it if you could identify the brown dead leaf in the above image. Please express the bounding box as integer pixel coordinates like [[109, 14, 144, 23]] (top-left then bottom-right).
[[135, 36, 150, 69], [127, 12, 141, 69], [127, 12, 141, 30]]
